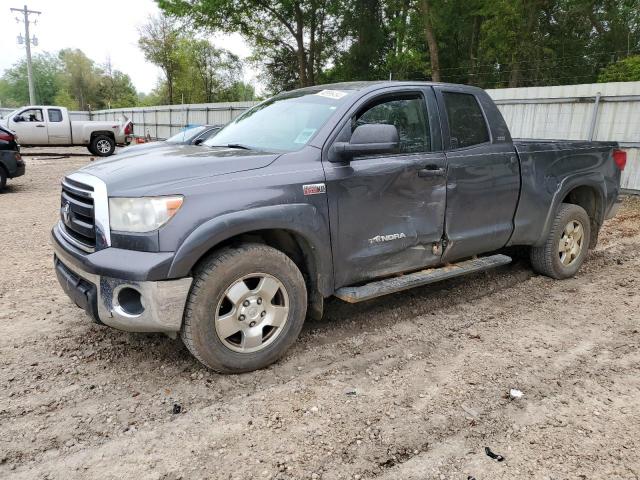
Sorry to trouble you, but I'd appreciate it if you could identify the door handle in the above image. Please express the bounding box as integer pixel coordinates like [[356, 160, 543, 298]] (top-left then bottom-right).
[[36, 124, 45, 128], [417, 166, 446, 178]]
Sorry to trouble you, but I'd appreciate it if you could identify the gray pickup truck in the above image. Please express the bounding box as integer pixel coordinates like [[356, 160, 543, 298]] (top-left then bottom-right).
[[52, 81, 625, 373]]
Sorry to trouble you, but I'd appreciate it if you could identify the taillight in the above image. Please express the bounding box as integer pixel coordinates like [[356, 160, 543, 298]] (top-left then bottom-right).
[[613, 149, 627, 170], [124, 122, 133, 135], [0, 132, 13, 142]]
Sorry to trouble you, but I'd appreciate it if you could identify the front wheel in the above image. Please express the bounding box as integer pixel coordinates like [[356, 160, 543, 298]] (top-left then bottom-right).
[[90, 135, 115, 157], [0, 168, 6, 192], [530, 203, 591, 279], [182, 244, 307, 373]]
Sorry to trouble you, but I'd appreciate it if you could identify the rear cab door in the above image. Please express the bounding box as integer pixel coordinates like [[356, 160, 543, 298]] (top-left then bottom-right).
[[433, 85, 520, 262], [45, 107, 71, 144], [323, 85, 448, 288]]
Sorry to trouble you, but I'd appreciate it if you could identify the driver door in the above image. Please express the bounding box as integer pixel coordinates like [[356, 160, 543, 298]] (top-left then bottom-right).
[[323, 87, 448, 288], [9, 108, 48, 145]]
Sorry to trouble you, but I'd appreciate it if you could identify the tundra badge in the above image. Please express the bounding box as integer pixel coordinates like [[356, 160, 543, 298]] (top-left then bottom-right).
[[369, 233, 407, 245]]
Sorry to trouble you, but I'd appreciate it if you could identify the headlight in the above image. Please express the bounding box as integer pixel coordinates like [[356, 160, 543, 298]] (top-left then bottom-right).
[[109, 196, 183, 233]]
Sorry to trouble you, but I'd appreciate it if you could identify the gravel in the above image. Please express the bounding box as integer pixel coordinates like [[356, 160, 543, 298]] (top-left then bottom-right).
[[1, 150, 639, 479]]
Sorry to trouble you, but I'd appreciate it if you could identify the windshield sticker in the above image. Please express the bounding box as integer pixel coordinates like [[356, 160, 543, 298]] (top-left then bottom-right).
[[294, 128, 317, 144], [315, 89, 347, 100]]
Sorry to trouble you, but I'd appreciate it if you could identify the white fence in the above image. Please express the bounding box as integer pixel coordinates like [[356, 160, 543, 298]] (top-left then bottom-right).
[[487, 81, 640, 193], [1, 82, 639, 191], [90, 102, 256, 139]]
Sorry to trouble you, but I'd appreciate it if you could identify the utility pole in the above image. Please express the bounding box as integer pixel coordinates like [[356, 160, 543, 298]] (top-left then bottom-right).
[[11, 5, 41, 105]]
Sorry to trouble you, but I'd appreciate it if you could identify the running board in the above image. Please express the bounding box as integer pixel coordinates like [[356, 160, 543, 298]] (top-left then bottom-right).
[[334, 254, 512, 303]]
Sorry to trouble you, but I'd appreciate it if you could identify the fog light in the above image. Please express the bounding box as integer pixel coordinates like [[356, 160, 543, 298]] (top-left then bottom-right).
[[116, 287, 144, 316]]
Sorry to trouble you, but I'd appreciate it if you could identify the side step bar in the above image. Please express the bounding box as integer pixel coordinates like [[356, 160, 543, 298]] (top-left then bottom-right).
[[334, 254, 512, 303]]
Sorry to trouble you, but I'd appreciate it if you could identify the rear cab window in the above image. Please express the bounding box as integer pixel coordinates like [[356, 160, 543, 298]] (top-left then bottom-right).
[[443, 92, 490, 149], [47, 109, 63, 122]]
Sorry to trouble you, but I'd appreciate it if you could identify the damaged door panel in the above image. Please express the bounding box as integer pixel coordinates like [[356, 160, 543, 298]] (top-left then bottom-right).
[[323, 87, 447, 288]]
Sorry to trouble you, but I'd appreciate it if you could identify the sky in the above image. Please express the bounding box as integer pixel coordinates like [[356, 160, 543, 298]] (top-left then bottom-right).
[[0, 0, 257, 94]]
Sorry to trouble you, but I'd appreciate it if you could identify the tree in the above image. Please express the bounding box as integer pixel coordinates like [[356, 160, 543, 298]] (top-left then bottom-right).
[[100, 58, 139, 108], [138, 14, 183, 104], [57, 49, 101, 110], [0, 53, 62, 107], [598, 55, 640, 82], [418, 0, 440, 81], [158, 0, 340, 89]]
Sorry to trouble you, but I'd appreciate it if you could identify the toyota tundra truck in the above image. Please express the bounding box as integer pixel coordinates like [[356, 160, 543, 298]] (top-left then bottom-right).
[[52, 81, 625, 373]]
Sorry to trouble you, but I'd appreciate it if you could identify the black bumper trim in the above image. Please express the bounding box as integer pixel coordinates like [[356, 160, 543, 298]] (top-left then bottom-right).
[[54, 256, 101, 324], [52, 225, 175, 282]]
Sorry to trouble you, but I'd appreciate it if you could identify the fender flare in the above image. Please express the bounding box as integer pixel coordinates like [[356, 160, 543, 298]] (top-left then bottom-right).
[[167, 203, 334, 295], [533, 172, 607, 247]]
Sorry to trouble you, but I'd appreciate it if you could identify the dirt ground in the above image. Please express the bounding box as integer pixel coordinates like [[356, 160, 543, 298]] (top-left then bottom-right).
[[1, 149, 639, 480]]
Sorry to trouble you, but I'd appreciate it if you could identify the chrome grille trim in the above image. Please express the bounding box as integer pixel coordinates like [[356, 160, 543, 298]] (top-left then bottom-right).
[[61, 172, 111, 251]]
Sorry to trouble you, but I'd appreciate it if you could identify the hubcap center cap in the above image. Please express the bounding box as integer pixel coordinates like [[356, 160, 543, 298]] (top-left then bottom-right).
[[240, 297, 263, 322]]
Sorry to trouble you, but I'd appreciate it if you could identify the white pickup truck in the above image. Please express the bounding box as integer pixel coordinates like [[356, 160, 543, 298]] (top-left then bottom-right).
[[0, 106, 132, 156]]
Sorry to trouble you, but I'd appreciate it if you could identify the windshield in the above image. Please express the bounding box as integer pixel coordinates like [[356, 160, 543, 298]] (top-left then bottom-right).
[[166, 125, 208, 144], [205, 89, 353, 152]]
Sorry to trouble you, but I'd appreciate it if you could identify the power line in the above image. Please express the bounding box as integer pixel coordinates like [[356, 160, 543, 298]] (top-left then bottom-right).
[[437, 48, 640, 74], [10, 4, 41, 105]]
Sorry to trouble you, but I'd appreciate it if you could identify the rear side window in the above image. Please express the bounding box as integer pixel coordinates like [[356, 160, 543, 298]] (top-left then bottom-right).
[[443, 92, 489, 148], [48, 109, 63, 122]]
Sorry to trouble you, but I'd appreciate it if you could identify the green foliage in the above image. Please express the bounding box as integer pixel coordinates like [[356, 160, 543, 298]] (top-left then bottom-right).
[[0, 49, 140, 110], [598, 55, 640, 82], [0, 52, 62, 107], [159, 0, 640, 93], [138, 14, 257, 104]]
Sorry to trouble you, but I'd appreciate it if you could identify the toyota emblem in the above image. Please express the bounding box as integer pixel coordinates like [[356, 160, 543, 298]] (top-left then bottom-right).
[[61, 202, 71, 223]]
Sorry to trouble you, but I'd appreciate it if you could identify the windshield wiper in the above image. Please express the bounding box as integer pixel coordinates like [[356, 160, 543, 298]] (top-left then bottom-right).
[[210, 143, 253, 150]]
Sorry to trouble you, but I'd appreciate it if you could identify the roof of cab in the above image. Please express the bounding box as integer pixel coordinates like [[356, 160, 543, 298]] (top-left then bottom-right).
[[288, 80, 485, 95]]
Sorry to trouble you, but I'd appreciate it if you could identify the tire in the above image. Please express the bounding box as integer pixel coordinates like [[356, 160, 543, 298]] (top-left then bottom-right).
[[87, 144, 97, 155], [530, 203, 591, 279], [182, 243, 308, 373], [0, 168, 6, 192], [90, 135, 115, 157]]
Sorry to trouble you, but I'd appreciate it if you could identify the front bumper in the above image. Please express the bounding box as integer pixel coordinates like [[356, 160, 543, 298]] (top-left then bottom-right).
[[52, 226, 192, 333]]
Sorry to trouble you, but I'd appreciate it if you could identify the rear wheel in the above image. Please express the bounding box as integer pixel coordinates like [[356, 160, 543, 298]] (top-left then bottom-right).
[[0, 168, 6, 192], [182, 244, 307, 373], [530, 203, 591, 279], [90, 135, 115, 157]]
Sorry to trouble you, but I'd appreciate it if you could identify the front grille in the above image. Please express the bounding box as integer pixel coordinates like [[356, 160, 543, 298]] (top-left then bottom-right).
[[60, 178, 96, 252]]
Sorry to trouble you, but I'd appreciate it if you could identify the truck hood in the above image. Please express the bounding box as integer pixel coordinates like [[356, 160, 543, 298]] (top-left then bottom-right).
[[80, 144, 279, 196]]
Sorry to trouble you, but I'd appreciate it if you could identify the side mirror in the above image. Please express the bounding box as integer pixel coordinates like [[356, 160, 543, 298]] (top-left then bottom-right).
[[332, 123, 399, 161], [193, 138, 204, 146], [13, 115, 23, 122]]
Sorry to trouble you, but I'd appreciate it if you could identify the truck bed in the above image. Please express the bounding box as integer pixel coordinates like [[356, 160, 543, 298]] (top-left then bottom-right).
[[508, 138, 621, 247]]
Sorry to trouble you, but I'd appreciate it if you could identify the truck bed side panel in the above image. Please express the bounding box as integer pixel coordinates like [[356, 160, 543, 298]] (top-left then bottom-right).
[[508, 140, 620, 247]]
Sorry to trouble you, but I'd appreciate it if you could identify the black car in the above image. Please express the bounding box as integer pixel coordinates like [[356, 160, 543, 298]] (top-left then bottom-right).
[[117, 124, 222, 156], [0, 125, 24, 191]]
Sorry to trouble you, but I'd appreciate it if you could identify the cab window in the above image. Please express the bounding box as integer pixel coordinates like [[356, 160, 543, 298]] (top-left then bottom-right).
[[353, 94, 430, 153], [443, 92, 490, 148], [48, 109, 63, 122], [20, 108, 43, 122]]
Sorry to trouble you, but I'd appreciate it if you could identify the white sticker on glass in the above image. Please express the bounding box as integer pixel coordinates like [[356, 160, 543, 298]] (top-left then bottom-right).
[[294, 128, 317, 144], [315, 89, 347, 100]]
